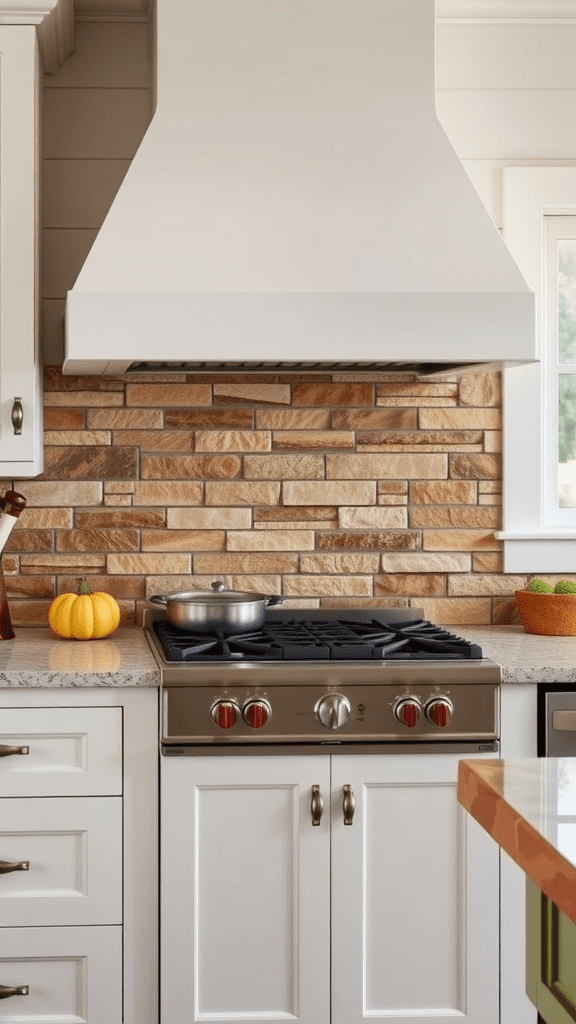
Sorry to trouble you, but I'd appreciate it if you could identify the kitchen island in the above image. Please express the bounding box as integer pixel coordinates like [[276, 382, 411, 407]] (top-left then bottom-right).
[[458, 756, 576, 1024]]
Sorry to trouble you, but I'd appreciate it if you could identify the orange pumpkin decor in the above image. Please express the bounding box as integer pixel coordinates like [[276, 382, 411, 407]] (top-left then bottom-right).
[[48, 577, 121, 640]]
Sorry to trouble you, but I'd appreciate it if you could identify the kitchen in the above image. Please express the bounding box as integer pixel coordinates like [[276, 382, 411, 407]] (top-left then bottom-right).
[[0, 0, 573, 1022]]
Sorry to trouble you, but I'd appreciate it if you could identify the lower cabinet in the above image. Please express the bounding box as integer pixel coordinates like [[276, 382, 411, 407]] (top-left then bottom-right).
[[0, 689, 158, 1024], [526, 876, 576, 1024], [0, 926, 122, 1023], [161, 751, 500, 1024]]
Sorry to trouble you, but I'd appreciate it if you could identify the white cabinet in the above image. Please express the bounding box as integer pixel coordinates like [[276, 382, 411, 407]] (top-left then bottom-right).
[[0, 688, 158, 1024], [0, 26, 43, 476], [161, 751, 500, 1024], [0, 797, 123, 926], [0, 705, 122, 796], [0, 925, 122, 1024]]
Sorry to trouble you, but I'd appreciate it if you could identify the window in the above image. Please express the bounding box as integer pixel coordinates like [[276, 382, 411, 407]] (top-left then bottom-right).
[[550, 218, 576, 515], [499, 167, 576, 572]]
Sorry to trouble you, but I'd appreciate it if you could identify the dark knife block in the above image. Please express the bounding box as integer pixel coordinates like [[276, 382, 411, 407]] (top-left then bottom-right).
[[0, 562, 14, 640]]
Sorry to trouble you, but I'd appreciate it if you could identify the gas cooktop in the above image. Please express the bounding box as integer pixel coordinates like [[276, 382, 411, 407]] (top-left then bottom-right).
[[153, 615, 484, 663]]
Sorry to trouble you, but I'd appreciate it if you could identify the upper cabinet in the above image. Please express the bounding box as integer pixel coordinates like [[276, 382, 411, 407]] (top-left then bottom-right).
[[0, 2, 73, 478]]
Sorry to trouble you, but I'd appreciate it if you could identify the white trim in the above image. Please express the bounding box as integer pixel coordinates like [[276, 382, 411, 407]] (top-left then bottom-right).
[[38, 0, 72, 73], [497, 538, 576, 572], [0, 0, 63, 20], [437, 1, 576, 20], [497, 531, 576, 539], [0, 0, 73, 71], [502, 168, 576, 573]]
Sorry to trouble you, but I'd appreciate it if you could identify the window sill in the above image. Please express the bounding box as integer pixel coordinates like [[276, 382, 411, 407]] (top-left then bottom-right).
[[498, 534, 576, 573]]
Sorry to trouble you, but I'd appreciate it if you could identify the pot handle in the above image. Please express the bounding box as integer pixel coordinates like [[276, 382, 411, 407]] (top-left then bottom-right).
[[149, 595, 168, 606], [265, 595, 284, 607]]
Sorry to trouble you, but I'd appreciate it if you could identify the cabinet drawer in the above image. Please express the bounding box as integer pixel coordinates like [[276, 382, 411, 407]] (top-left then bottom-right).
[[0, 796, 122, 926], [0, 707, 122, 796], [0, 925, 122, 1024]]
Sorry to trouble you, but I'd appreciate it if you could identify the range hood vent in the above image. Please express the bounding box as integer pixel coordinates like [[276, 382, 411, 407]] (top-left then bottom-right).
[[63, 0, 536, 376], [125, 360, 499, 377]]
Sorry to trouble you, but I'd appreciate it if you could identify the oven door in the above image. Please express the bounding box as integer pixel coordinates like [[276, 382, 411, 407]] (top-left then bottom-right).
[[537, 683, 576, 756]]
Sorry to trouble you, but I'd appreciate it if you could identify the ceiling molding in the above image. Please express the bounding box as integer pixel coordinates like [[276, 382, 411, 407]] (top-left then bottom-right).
[[0, 0, 74, 69], [436, 1, 576, 20], [40, 0, 73, 71]]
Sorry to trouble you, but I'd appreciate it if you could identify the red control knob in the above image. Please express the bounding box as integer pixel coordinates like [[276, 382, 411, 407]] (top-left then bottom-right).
[[242, 698, 271, 729], [394, 697, 421, 728], [425, 697, 453, 728], [211, 700, 239, 729]]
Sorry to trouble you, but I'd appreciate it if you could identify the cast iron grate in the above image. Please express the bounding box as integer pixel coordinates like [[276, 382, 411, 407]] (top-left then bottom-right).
[[154, 617, 483, 662]]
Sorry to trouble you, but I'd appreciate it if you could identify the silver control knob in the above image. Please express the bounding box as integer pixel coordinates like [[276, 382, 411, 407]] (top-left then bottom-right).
[[394, 697, 421, 728], [316, 693, 352, 730], [425, 697, 453, 728]]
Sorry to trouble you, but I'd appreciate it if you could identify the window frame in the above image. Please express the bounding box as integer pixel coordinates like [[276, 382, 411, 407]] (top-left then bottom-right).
[[499, 167, 576, 572]]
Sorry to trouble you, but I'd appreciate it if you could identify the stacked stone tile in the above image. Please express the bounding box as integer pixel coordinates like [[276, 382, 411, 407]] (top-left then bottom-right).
[[1, 367, 526, 627]]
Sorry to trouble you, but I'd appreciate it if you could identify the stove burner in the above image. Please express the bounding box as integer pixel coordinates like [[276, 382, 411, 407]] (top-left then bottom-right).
[[154, 617, 483, 662]]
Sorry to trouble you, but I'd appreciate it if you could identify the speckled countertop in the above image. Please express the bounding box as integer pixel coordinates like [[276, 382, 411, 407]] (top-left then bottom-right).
[[0, 623, 573, 687], [458, 757, 576, 925], [455, 624, 576, 683], [0, 628, 160, 687]]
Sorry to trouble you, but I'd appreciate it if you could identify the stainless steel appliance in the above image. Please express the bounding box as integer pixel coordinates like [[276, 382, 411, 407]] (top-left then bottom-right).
[[538, 683, 576, 757], [145, 606, 501, 755], [148, 605, 502, 1024]]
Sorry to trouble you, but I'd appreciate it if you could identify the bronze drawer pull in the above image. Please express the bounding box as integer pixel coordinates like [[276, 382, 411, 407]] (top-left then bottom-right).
[[0, 744, 29, 757], [0, 860, 29, 874], [0, 985, 29, 999]]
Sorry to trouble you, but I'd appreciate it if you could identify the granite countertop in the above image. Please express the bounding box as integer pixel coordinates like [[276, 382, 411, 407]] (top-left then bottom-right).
[[455, 624, 576, 683], [0, 628, 160, 687], [458, 756, 576, 925], [0, 622, 573, 687]]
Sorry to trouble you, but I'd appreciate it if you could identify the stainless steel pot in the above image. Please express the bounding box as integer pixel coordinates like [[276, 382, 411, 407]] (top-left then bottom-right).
[[149, 581, 283, 633]]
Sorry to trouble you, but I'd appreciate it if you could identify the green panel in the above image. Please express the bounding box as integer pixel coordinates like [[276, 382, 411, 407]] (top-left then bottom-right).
[[526, 876, 541, 1007], [526, 877, 576, 1024], [555, 905, 576, 1013]]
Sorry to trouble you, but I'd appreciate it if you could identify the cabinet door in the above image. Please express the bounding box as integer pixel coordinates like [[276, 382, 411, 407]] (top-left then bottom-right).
[[331, 752, 500, 1024], [161, 754, 331, 1024], [0, 925, 122, 1023], [0, 27, 42, 476], [0, 796, 122, 926]]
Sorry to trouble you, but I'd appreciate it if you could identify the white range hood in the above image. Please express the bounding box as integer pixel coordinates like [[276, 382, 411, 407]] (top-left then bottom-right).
[[64, 0, 536, 376]]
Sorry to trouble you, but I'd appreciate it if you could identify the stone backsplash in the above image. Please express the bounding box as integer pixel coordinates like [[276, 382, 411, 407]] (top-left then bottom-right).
[[1, 366, 527, 627]]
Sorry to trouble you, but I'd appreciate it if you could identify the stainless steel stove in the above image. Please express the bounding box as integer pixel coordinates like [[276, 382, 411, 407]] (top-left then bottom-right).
[[144, 606, 501, 755]]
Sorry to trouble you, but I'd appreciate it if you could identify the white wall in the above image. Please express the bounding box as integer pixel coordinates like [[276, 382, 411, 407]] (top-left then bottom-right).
[[43, 19, 152, 364], [436, 18, 576, 227]]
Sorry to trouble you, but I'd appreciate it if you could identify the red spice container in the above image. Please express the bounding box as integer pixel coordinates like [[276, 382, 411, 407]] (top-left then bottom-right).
[[0, 490, 26, 640]]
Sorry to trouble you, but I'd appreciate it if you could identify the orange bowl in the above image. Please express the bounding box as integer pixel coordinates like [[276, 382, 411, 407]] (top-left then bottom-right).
[[515, 589, 576, 636]]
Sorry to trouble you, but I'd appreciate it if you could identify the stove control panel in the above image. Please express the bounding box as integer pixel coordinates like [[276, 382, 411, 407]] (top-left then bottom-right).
[[163, 679, 499, 749]]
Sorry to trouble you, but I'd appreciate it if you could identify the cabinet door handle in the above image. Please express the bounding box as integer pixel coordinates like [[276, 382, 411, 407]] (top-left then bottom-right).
[[311, 784, 324, 826], [0, 985, 29, 999], [0, 860, 29, 874], [11, 397, 23, 435], [0, 744, 29, 757], [552, 710, 576, 731], [342, 784, 355, 826]]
